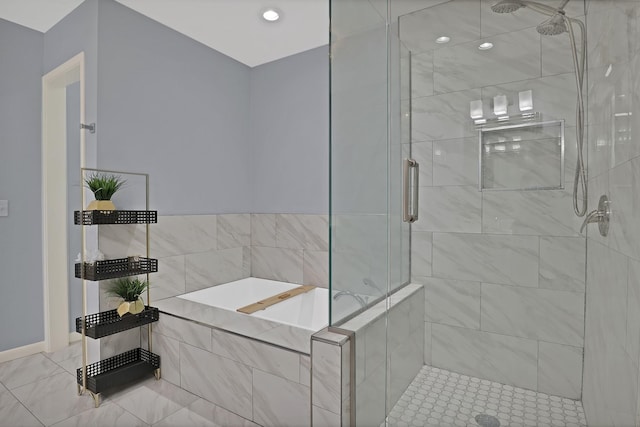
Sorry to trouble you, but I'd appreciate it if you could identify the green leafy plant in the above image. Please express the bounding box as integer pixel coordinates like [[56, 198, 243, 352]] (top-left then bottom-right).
[[108, 278, 148, 302], [84, 172, 125, 200]]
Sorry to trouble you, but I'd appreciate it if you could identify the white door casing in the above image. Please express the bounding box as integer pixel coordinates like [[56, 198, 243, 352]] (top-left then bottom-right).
[[42, 52, 85, 353]]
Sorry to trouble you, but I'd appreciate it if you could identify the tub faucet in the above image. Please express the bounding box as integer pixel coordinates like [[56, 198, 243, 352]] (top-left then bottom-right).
[[580, 195, 610, 237], [363, 277, 384, 293], [333, 290, 367, 308]]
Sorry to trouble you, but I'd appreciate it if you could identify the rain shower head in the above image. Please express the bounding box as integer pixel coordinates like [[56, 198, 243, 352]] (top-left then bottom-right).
[[491, 0, 525, 13], [491, 0, 569, 17], [537, 13, 567, 35]]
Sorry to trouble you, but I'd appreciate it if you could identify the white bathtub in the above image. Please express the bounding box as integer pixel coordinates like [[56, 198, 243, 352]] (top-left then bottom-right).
[[177, 277, 330, 331]]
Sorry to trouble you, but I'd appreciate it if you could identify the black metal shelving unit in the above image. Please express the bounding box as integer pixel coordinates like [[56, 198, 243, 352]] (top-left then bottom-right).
[[76, 307, 159, 339], [77, 348, 160, 394], [74, 210, 157, 225], [76, 169, 161, 407], [75, 257, 158, 281]]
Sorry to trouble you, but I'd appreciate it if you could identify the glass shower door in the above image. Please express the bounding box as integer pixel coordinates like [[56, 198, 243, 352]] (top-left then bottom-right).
[[330, 0, 391, 325], [329, 0, 413, 425]]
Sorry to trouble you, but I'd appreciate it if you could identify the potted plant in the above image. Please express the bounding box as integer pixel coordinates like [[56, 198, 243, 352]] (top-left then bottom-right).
[[84, 172, 125, 210], [108, 277, 148, 317]]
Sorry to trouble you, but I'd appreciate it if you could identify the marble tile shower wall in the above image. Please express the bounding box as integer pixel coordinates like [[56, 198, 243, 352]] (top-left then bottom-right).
[[251, 214, 329, 288], [99, 215, 251, 304], [405, 0, 588, 400], [581, 1, 640, 426]]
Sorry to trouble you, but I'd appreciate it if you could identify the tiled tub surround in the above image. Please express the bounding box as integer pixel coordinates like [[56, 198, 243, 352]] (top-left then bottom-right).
[[402, 0, 587, 399], [95, 213, 328, 357], [581, 1, 640, 426], [311, 329, 352, 427], [311, 284, 424, 427], [149, 311, 311, 427], [98, 213, 329, 301], [251, 213, 329, 287], [154, 269, 413, 427], [94, 213, 328, 426]]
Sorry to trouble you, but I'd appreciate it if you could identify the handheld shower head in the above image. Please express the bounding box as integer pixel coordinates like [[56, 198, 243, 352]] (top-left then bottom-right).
[[536, 13, 567, 35], [491, 0, 526, 13]]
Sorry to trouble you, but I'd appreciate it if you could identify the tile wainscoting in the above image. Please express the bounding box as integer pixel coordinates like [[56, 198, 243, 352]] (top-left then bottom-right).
[[98, 213, 328, 302], [95, 212, 328, 363], [151, 313, 311, 427]]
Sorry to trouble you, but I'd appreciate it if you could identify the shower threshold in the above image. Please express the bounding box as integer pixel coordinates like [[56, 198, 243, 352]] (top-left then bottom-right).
[[386, 365, 586, 427]]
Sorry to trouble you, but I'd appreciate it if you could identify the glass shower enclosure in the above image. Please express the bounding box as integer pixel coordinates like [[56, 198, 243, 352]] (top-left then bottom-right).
[[329, 0, 414, 424], [329, 0, 411, 326], [328, 0, 608, 425]]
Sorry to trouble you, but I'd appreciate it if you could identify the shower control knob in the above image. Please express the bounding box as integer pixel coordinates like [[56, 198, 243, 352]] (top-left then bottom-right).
[[580, 195, 610, 237]]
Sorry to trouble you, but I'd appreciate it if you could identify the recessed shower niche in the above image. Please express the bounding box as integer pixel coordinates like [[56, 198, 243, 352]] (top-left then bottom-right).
[[479, 120, 565, 191]]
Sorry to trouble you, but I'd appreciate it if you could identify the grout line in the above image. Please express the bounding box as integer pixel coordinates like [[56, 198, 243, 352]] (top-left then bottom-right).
[[5, 386, 46, 427]]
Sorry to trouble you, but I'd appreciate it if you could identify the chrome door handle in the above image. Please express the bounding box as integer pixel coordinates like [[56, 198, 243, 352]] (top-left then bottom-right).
[[403, 158, 419, 223]]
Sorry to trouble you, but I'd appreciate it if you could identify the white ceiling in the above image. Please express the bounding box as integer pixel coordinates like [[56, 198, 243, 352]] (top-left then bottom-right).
[[0, 0, 329, 67]]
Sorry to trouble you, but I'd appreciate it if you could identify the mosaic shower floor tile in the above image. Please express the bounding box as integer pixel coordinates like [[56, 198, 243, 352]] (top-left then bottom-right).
[[387, 365, 587, 427]]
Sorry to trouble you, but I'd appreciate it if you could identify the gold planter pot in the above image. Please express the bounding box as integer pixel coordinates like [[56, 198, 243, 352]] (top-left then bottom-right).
[[116, 299, 145, 317], [87, 200, 116, 211]]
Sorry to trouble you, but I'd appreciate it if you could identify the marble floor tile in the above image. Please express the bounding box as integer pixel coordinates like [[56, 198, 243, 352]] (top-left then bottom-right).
[[2, 345, 594, 427], [45, 342, 81, 365], [153, 406, 217, 427], [0, 353, 63, 390], [54, 355, 82, 376], [112, 379, 199, 424], [50, 402, 148, 427], [12, 371, 95, 426], [0, 390, 43, 427], [155, 399, 259, 427]]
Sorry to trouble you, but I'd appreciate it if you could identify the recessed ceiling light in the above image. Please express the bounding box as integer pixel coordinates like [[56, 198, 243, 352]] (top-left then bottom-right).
[[262, 8, 281, 22], [478, 42, 494, 50], [435, 36, 450, 44]]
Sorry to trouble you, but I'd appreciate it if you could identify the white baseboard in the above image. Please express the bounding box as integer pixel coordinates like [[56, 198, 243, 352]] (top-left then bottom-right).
[[0, 334, 80, 363], [0, 341, 45, 364]]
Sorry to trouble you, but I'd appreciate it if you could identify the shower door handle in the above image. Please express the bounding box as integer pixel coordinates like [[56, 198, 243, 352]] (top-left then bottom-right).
[[403, 158, 419, 223]]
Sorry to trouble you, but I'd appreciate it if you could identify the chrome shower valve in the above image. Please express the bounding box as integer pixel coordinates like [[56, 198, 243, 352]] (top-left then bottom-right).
[[580, 195, 610, 236]]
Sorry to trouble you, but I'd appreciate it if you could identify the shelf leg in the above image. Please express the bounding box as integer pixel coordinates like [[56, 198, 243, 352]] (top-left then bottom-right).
[[89, 391, 101, 408], [77, 384, 84, 396], [154, 368, 161, 380]]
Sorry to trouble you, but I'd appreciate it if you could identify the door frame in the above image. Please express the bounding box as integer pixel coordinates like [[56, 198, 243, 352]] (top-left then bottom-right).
[[42, 52, 86, 353]]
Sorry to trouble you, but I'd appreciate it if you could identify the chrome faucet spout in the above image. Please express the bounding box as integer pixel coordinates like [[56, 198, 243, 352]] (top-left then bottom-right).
[[579, 210, 601, 234], [333, 290, 367, 308], [363, 278, 384, 293], [579, 195, 610, 236]]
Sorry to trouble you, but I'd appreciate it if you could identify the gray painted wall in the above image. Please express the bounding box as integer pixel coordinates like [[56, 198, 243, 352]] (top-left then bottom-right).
[[96, 0, 253, 215], [43, 0, 98, 169], [250, 46, 329, 214], [0, 19, 44, 352], [1, 0, 329, 352]]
